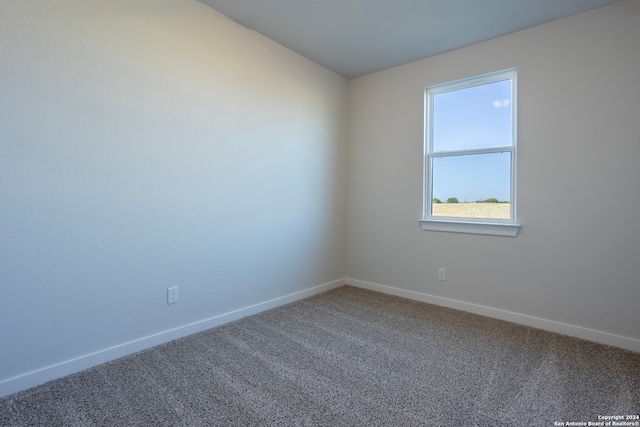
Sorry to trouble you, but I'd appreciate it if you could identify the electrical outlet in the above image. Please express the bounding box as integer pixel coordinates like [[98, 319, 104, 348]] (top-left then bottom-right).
[[437, 268, 446, 281], [167, 287, 179, 305]]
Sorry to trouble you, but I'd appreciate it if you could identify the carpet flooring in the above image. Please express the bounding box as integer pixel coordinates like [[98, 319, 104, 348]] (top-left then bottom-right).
[[1, 285, 639, 426]]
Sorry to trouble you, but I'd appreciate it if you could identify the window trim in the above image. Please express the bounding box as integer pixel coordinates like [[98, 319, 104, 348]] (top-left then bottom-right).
[[420, 69, 520, 237]]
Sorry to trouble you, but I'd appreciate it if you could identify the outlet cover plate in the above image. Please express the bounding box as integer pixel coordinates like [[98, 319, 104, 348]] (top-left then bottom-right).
[[167, 287, 179, 304]]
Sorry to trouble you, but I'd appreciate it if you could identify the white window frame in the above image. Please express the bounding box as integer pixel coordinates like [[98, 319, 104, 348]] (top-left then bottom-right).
[[419, 69, 520, 237]]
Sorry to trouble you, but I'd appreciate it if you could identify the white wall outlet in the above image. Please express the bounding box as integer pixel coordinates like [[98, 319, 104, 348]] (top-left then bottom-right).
[[437, 268, 446, 281], [167, 286, 179, 305]]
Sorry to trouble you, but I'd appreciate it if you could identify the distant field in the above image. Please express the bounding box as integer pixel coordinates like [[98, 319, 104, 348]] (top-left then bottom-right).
[[432, 203, 510, 219]]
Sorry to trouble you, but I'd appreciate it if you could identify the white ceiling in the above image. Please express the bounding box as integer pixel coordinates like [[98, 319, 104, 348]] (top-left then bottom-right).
[[198, 0, 624, 79]]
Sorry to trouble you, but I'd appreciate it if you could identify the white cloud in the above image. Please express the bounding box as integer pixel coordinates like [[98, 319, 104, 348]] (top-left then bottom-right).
[[492, 99, 511, 108]]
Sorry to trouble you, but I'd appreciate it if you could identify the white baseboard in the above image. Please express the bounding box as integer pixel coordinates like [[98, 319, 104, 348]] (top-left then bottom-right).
[[0, 278, 345, 398], [347, 278, 640, 353]]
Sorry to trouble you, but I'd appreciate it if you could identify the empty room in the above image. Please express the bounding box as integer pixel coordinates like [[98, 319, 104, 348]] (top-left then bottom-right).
[[1, 0, 639, 425]]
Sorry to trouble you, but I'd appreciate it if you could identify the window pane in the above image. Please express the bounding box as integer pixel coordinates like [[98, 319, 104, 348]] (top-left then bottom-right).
[[431, 152, 511, 219], [433, 79, 512, 152]]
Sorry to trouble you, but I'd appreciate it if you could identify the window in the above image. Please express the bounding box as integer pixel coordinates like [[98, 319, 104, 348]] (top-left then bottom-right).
[[420, 69, 520, 236]]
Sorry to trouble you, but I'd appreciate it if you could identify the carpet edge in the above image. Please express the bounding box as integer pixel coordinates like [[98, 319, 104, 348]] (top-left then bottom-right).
[[0, 278, 346, 398], [346, 277, 640, 353]]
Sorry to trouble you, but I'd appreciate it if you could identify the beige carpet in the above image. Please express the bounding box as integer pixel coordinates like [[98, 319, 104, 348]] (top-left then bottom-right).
[[1, 285, 639, 426]]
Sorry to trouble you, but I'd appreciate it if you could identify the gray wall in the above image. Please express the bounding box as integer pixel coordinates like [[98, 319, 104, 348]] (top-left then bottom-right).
[[347, 0, 640, 349], [0, 0, 347, 396]]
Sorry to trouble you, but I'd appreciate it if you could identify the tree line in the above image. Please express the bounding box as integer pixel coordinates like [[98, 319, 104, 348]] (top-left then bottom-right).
[[432, 197, 508, 203]]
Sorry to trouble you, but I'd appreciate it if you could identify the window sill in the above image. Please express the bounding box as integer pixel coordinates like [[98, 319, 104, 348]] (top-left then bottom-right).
[[419, 218, 520, 237]]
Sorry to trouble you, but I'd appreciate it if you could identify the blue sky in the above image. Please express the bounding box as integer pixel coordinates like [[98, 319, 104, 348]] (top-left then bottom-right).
[[432, 153, 511, 202], [430, 79, 512, 202]]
